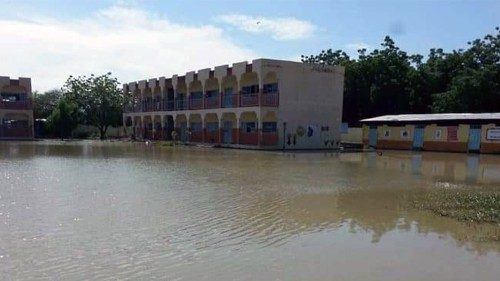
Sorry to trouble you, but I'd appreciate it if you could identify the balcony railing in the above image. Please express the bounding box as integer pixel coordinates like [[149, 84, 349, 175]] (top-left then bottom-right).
[[240, 93, 259, 107], [176, 99, 187, 110], [122, 92, 279, 113], [261, 92, 279, 107], [0, 100, 32, 110], [221, 93, 239, 108], [205, 96, 220, 109], [165, 100, 175, 111], [189, 97, 204, 110]]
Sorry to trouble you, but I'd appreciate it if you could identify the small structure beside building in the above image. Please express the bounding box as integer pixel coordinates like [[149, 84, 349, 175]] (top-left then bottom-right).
[[122, 58, 345, 150], [0, 76, 34, 140], [360, 113, 500, 154]]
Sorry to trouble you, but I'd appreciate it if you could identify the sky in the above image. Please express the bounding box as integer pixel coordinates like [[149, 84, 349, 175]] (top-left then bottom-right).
[[0, 0, 498, 92]]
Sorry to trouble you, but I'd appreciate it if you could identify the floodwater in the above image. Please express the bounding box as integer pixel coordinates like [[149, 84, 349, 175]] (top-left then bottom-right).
[[0, 141, 499, 281]]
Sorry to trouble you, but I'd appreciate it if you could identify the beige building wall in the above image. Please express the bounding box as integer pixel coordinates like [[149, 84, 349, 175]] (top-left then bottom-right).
[[122, 58, 345, 150], [341, 127, 363, 144], [0, 76, 34, 139]]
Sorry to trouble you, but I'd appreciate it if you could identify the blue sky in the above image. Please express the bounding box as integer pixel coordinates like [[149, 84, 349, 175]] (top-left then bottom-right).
[[0, 0, 498, 91]]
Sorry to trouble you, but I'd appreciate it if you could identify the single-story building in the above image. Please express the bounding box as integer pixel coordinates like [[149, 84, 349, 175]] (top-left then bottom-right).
[[360, 113, 500, 154]]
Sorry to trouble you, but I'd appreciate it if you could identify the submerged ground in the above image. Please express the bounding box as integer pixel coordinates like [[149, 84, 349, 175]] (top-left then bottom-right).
[[0, 141, 499, 280]]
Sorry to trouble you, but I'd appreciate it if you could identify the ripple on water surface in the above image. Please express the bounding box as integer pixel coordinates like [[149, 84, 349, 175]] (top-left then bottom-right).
[[0, 141, 499, 280]]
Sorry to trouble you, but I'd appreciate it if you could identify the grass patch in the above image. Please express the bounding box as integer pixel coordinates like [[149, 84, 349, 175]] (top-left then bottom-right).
[[411, 188, 499, 224]]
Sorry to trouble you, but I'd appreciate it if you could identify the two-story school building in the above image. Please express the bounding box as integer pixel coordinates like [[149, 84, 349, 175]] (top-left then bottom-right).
[[122, 59, 345, 150], [361, 113, 500, 154], [0, 76, 34, 139]]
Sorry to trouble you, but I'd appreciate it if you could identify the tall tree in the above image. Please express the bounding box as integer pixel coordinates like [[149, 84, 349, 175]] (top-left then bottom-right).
[[303, 27, 500, 122], [63, 73, 123, 140], [33, 89, 62, 119], [46, 98, 79, 139]]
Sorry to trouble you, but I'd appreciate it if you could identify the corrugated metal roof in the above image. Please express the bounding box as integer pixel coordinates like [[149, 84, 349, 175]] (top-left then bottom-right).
[[360, 113, 500, 123]]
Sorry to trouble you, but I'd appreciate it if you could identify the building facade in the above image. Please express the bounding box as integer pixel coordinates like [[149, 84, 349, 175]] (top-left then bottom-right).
[[122, 59, 345, 150], [361, 113, 500, 154], [0, 76, 34, 139]]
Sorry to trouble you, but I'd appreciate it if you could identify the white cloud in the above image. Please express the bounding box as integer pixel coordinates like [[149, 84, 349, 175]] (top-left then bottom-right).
[[345, 42, 370, 51], [216, 14, 316, 41], [0, 6, 257, 91]]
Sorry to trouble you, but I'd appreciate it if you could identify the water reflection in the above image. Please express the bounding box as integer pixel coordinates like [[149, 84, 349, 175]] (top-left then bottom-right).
[[340, 150, 500, 185], [0, 141, 499, 280]]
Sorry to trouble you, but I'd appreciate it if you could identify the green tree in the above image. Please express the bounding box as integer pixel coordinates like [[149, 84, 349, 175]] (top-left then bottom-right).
[[63, 73, 123, 140], [46, 98, 79, 139], [303, 27, 500, 122], [33, 89, 62, 119]]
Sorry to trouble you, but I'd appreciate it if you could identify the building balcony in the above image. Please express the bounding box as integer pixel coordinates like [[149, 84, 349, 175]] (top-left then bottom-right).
[[0, 100, 32, 110], [189, 97, 204, 110], [261, 92, 279, 107], [205, 96, 220, 109], [221, 93, 239, 108], [240, 93, 259, 107], [123, 92, 279, 114], [176, 100, 188, 110]]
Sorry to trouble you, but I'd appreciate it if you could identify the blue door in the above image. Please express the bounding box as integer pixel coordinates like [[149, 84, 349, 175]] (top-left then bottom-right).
[[223, 121, 232, 143], [468, 126, 481, 152], [368, 126, 377, 147], [224, 88, 233, 107], [413, 126, 425, 149]]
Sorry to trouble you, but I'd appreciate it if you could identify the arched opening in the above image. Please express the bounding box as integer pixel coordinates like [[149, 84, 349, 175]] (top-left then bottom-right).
[[239, 111, 259, 145], [204, 77, 220, 109], [221, 75, 238, 108], [240, 72, 259, 107], [262, 71, 279, 107], [175, 78, 187, 110], [132, 88, 141, 112], [221, 112, 237, 144], [204, 113, 219, 143], [164, 81, 174, 111], [153, 115, 162, 140], [152, 85, 162, 111], [143, 87, 152, 112], [189, 114, 203, 142], [261, 111, 279, 146], [164, 115, 175, 140], [189, 80, 203, 110], [143, 115, 153, 139], [175, 114, 188, 141], [133, 116, 142, 139]]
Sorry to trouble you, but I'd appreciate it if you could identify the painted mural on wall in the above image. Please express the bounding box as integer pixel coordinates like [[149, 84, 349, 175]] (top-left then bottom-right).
[[434, 129, 442, 140], [286, 124, 337, 148]]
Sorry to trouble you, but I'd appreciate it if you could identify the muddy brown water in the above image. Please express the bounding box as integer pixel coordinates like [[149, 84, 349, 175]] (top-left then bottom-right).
[[0, 140, 499, 280]]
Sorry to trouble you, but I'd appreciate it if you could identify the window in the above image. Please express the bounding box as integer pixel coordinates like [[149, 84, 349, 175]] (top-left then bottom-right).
[[190, 91, 203, 99], [262, 122, 277, 133], [241, 122, 257, 132], [263, 83, 278, 93], [206, 90, 218, 98], [241, 85, 258, 95]]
